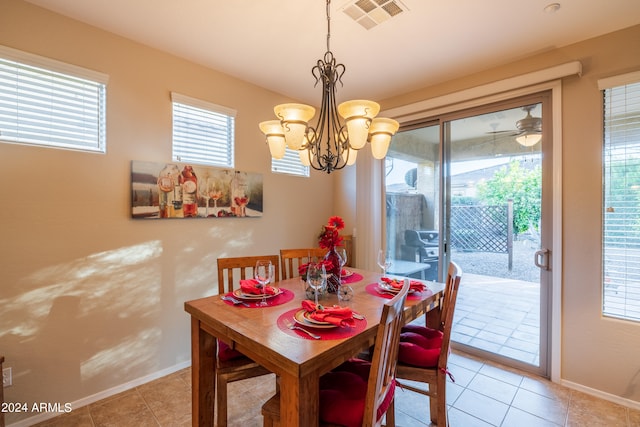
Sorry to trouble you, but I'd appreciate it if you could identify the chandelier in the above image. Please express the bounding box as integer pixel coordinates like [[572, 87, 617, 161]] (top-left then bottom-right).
[[515, 105, 542, 147], [259, 0, 399, 174]]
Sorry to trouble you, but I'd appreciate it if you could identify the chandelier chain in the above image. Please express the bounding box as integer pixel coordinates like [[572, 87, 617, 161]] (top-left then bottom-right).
[[258, 0, 399, 173], [326, 0, 331, 53]]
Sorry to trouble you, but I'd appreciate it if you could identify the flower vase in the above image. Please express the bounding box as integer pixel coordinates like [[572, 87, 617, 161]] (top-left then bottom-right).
[[324, 247, 341, 293]]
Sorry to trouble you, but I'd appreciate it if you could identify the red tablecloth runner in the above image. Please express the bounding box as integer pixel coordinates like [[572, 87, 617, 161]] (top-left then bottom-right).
[[277, 308, 367, 340], [341, 272, 364, 284], [222, 288, 295, 308], [365, 283, 432, 300]]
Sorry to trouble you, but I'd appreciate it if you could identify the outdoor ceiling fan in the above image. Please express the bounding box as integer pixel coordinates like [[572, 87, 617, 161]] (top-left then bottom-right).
[[514, 105, 542, 147]]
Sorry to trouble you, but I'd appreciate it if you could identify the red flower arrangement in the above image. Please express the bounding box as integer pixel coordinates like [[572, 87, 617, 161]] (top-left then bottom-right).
[[318, 216, 345, 250], [298, 259, 334, 278], [298, 216, 345, 282]]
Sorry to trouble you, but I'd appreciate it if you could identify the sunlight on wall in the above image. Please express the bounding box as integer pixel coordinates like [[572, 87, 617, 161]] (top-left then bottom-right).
[[0, 240, 165, 411], [1, 241, 162, 339], [179, 225, 256, 290], [81, 328, 162, 381]]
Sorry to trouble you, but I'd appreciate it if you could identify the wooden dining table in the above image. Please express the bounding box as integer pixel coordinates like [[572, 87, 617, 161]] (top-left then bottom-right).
[[184, 268, 444, 427]]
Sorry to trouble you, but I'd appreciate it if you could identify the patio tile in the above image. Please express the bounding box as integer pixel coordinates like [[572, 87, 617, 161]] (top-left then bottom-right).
[[497, 346, 537, 364], [475, 330, 510, 345], [453, 323, 481, 337], [504, 337, 539, 353], [469, 338, 502, 353]]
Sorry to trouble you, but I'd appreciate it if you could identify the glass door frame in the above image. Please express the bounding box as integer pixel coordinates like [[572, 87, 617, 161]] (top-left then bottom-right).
[[441, 92, 552, 377], [393, 91, 554, 377]]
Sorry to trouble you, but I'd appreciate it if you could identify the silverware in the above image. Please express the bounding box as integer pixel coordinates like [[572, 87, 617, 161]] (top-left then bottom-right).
[[284, 319, 321, 339], [352, 312, 365, 320], [375, 287, 397, 296], [221, 295, 251, 307]]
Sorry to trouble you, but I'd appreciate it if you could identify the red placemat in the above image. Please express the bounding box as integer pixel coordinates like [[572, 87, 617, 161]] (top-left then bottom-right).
[[365, 283, 432, 300], [341, 272, 364, 284], [223, 288, 295, 308], [277, 308, 367, 340]]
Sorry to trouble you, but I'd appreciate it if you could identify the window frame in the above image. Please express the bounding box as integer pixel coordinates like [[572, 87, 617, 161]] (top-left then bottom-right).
[[599, 71, 640, 323], [0, 45, 108, 153], [271, 147, 310, 177], [171, 92, 236, 169]]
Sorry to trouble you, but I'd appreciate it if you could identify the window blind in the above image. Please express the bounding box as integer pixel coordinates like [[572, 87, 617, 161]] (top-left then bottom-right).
[[0, 48, 106, 152], [171, 93, 235, 168], [272, 148, 310, 177], [602, 76, 640, 322]]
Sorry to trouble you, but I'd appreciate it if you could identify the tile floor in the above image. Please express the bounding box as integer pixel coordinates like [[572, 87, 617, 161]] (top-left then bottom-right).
[[32, 350, 639, 427], [452, 273, 541, 365]]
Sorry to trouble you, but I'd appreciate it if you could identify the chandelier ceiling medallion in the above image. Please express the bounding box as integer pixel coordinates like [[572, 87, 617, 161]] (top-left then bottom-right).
[[515, 105, 542, 147], [259, 0, 399, 174]]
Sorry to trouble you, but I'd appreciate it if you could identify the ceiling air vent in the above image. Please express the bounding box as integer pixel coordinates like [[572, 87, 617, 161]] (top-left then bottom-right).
[[341, 0, 408, 30]]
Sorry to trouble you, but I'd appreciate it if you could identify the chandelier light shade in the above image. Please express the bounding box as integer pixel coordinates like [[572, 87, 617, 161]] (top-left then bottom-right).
[[258, 120, 286, 159], [369, 117, 400, 159], [337, 100, 381, 149], [259, 0, 399, 174], [273, 103, 316, 150]]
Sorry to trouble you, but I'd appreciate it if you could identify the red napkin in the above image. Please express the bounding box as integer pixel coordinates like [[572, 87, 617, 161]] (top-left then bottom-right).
[[240, 279, 277, 295], [381, 277, 426, 292], [301, 300, 355, 327]]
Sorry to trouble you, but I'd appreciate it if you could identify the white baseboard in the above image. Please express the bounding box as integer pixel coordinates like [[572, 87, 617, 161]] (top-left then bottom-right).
[[561, 379, 640, 411], [7, 360, 191, 427]]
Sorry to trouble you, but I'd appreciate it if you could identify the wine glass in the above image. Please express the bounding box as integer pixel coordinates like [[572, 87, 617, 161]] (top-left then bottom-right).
[[235, 194, 250, 217], [254, 260, 274, 306], [377, 249, 392, 276], [306, 262, 327, 306], [208, 181, 223, 217], [199, 177, 211, 217], [336, 247, 347, 282]]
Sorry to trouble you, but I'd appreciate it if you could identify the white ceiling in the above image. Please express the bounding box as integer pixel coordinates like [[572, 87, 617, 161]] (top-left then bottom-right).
[[23, 0, 640, 106]]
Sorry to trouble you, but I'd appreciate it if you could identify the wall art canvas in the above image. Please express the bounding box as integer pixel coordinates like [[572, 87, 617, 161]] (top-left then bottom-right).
[[131, 160, 263, 219]]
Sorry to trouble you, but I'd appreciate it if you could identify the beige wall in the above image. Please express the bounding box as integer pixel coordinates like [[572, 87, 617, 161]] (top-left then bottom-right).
[[380, 25, 640, 405], [2, 0, 640, 422], [0, 1, 336, 424]]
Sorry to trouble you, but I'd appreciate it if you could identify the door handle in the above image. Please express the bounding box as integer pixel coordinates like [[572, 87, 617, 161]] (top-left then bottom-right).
[[534, 249, 550, 270]]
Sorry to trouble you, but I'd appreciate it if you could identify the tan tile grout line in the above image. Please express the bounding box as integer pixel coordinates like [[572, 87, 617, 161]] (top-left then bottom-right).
[[135, 385, 162, 427]]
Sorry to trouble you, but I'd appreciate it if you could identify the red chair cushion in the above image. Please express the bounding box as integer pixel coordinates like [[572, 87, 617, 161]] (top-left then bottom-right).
[[217, 340, 244, 362], [319, 358, 395, 427], [398, 324, 444, 368]]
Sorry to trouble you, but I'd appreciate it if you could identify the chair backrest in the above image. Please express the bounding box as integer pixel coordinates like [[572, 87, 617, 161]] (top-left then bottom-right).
[[340, 234, 354, 267], [437, 261, 462, 372], [364, 278, 410, 427], [216, 255, 280, 294], [279, 248, 327, 280]]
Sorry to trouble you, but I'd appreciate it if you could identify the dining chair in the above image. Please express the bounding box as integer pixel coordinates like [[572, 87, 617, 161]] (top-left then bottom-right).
[[340, 234, 354, 267], [215, 255, 280, 427], [261, 279, 410, 427], [394, 261, 462, 426], [279, 247, 328, 280]]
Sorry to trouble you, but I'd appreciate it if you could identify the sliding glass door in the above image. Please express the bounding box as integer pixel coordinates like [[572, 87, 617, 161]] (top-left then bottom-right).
[[384, 93, 552, 375]]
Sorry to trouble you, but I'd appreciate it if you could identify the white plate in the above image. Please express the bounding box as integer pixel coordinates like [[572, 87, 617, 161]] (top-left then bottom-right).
[[233, 287, 281, 300], [293, 309, 337, 329], [379, 281, 418, 294], [341, 269, 354, 278]]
